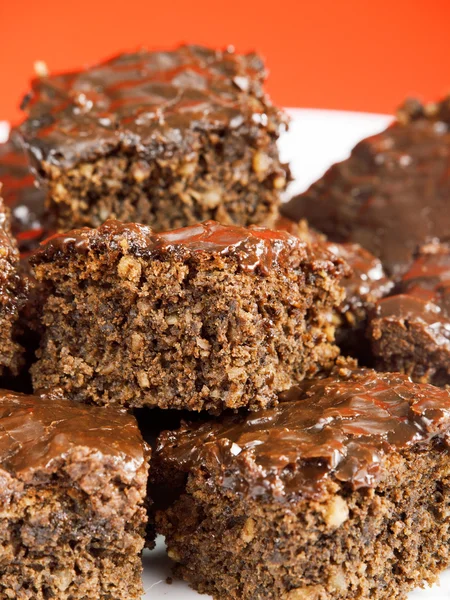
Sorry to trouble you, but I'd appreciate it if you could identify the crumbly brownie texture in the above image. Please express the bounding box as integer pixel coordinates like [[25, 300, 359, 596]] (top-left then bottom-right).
[[30, 220, 347, 412], [368, 242, 450, 386], [281, 96, 450, 277], [275, 217, 393, 359], [0, 388, 149, 600], [0, 194, 29, 376], [154, 367, 450, 600], [0, 129, 50, 255], [20, 45, 288, 233]]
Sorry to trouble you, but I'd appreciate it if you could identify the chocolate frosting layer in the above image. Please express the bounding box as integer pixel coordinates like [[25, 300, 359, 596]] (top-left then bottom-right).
[[0, 389, 145, 480], [281, 97, 450, 277], [155, 368, 450, 501], [375, 243, 450, 344], [20, 45, 286, 169], [32, 219, 346, 276], [0, 130, 50, 254]]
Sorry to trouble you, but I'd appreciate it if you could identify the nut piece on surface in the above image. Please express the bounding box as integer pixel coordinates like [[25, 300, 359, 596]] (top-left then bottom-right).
[[117, 255, 142, 282], [285, 585, 325, 600], [324, 496, 349, 529], [241, 517, 255, 543]]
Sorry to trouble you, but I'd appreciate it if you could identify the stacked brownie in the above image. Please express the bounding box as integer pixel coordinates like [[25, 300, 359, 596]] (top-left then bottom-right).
[[0, 389, 150, 599], [154, 367, 450, 600], [281, 96, 450, 276], [19, 45, 288, 233], [1, 44, 450, 600]]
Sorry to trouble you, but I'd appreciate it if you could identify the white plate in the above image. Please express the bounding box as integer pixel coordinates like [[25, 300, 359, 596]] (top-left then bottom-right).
[[142, 109, 450, 600], [2, 111, 449, 599]]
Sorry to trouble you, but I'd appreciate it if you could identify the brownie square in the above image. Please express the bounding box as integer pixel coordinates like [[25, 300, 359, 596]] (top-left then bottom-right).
[[281, 96, 450, 277], [0, 129, 50, 255], [0, 388, 149, 599], [19, 45, 288, 233], [30, 220, 347, 412], [368, 242, 450, 385], [275, 217, 393, 360], [153, 367, 450, 600]]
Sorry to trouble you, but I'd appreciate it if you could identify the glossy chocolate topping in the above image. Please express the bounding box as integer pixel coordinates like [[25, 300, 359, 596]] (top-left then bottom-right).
[[281, 96, 450, 277], [20, 45, 286, 169], [0, 388, 145, 480], [375, 243, 450, 341], [155, 368, 450, 502], [32, 219, 344, 276], [0, 130, 50, 254]]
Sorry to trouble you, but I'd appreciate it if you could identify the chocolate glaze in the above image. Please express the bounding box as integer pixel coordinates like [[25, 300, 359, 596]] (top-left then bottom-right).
[[0, 388, 145, 480], [32, 219, 346, 277], [20, 45, 286, 169], [155, 368, 450, 502], [0, 130, 51, 254], [375, 243, 450, 345], [281, 96, 450, 277]]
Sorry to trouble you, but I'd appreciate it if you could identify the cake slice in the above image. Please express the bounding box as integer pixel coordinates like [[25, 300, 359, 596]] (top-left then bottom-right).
[[19, 45, 288, 233], [368, 242, 450, 385], [281, 96, 450, 277], [154, 366, 450, 600], [0, 388, 149, 599], [30, 220, 347, 412]]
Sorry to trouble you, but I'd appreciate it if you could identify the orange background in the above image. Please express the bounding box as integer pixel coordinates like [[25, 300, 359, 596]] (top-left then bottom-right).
[[1, 0, 449, 124]]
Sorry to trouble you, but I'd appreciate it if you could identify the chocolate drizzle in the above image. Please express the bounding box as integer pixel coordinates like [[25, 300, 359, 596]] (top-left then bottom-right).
[[0, 389, 145, 479], [32, 219, 343, 276], [155, 368, 450, 502], [20, 45, 286, 169]]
